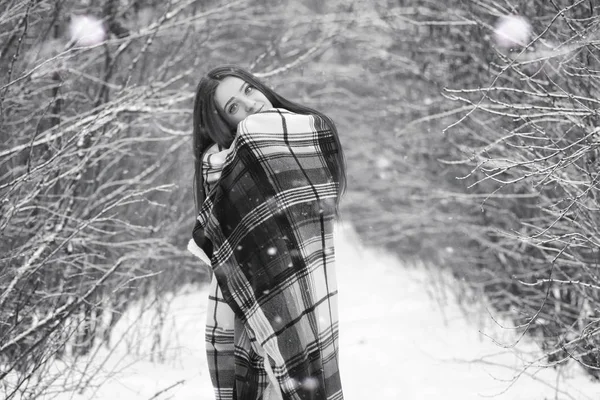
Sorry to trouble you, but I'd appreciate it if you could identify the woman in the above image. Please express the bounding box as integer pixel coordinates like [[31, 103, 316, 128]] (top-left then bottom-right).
[[188, 65, 346, 400]]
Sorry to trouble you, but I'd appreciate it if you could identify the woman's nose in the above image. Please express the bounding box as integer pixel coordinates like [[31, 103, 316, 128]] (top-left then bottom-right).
[[241, 98, 256, 111]]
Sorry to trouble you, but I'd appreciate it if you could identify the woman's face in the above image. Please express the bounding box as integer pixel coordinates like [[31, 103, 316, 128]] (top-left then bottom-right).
[[214, 76, 274, 128]]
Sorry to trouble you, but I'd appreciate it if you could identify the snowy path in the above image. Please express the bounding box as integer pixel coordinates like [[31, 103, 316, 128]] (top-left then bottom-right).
[[335, 227, 597, 400], [40, 225, 599, 400]]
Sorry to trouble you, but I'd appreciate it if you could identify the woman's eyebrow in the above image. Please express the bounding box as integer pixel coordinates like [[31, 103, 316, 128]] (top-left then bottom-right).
[[223, 82, 247, 112]]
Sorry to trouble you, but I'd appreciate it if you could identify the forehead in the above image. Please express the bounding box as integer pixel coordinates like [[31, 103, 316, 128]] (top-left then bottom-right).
[[214, 76, 245, 108]]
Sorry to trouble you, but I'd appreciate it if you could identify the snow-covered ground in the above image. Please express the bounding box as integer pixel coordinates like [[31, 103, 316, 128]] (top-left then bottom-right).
[[9, 224, 599, 400]]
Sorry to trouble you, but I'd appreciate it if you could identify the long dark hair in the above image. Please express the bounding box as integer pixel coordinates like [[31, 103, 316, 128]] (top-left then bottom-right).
[[192, 64, 347, 211]]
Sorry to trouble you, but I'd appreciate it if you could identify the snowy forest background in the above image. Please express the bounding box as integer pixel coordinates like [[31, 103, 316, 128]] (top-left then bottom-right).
[[2, 0, 600, 398]]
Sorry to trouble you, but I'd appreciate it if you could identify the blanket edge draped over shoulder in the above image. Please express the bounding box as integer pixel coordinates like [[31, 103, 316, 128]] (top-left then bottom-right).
[[195, 109, 343, 400]]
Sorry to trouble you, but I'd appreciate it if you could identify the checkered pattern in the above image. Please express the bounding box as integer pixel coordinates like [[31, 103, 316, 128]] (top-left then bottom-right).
[[193, 109, 343, 400], [202, 143, 227, 195]]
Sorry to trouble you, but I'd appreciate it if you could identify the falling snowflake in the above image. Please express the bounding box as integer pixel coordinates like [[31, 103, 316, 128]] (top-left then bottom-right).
[[302, 377, 319, 391], [494, 15, 532, 49], [267, 247, 277, 256], [375, 157, 391, 169], [69, 15, 106, 46]]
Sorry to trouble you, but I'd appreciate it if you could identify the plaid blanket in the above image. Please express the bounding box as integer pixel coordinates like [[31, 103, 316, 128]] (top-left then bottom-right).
[[192, 109, 343, 400], [202, 143, 228, 195]]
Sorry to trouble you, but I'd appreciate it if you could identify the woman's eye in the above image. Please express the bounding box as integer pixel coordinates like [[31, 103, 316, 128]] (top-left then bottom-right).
[[228, 103, 238, 114], [244, 85, 254, 95]]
